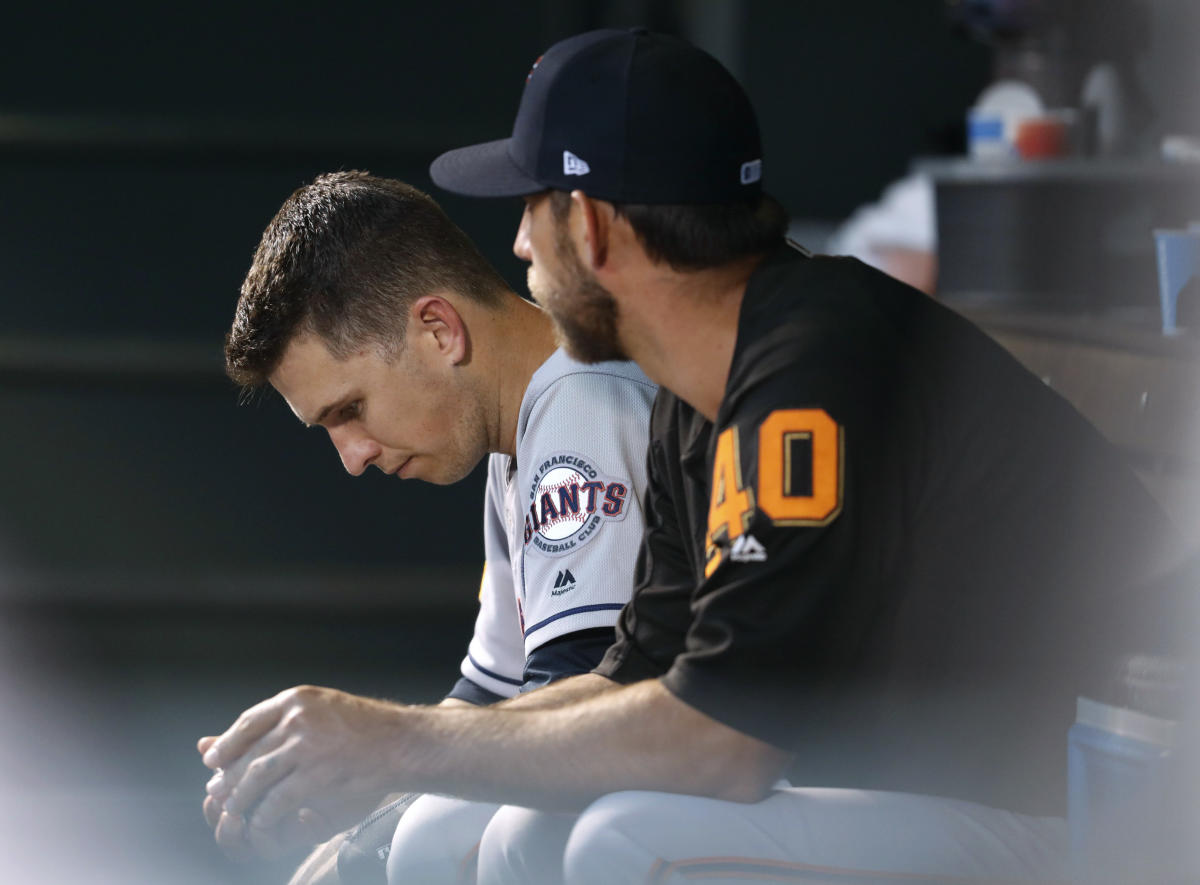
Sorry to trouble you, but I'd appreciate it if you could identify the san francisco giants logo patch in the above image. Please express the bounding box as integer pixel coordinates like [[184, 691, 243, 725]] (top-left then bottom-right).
[[524, 452, 630, 557]]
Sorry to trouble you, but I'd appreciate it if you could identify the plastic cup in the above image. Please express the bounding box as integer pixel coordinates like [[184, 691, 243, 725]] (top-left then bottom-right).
[[1068, 696, 1176, 884], [1154, 229, 1200, 334], [1015, 110, 1078, 159]]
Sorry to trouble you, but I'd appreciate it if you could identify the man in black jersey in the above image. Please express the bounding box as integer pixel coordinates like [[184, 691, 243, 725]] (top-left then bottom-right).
[[203, 29, 1182, 883]]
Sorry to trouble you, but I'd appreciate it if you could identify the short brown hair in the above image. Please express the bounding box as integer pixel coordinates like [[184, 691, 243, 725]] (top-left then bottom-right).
[[549, 190, 788, 272], [226, 171, 508, 388]]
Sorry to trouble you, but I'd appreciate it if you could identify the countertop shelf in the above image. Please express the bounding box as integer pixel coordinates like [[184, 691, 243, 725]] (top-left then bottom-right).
[[957, 301, 1200, 534], [952, 303, 1200, 360], [915, 155, 1200, 185]]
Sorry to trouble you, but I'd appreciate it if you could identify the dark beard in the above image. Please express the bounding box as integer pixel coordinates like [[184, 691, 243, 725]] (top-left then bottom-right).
[[549, 225, 628, 364], [552, 277, 627, 363]]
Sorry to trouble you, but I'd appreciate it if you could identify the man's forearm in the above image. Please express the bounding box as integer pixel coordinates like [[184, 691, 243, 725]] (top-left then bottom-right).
[[380, 678, 790, 810], [203, 677, 792, 840]]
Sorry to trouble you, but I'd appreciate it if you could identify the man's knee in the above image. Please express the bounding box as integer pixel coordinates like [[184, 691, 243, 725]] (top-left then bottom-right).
[[387, 795, 500, 885], [477, 804, 578, 885], [564, 793, 665, 885]]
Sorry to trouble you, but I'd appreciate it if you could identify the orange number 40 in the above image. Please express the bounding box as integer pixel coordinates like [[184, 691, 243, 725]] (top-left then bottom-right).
[[705, 408, 843, 576]]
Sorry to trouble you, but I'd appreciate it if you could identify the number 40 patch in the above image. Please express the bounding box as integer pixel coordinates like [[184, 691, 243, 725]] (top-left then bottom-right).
[[705, 408, 843, 577]]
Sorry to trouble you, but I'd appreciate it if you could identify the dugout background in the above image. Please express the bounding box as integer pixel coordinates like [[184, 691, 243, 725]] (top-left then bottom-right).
[[0, 1, 1194, 882]]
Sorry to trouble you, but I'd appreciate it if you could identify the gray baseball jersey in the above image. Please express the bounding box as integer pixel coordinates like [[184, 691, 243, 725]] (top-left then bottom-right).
[[459, 348, 657, 697]]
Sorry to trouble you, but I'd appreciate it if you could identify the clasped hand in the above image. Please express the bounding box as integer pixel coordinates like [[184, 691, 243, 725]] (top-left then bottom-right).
[[198, 685, 400, 860]]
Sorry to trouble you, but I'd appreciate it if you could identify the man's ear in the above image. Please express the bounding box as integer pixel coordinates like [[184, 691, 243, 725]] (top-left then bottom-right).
[[411, 294, 470, 366], [570, 190, 615, 270]]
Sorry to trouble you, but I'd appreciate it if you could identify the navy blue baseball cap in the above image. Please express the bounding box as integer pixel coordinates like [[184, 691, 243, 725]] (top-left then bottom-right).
[[430, 28, 764, 204]]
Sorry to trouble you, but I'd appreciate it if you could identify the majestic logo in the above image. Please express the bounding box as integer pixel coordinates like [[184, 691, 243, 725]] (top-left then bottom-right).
[[524, 452, 630, 557], [552, 569, 577, 596], [563, 150, 591, 176], [729, 533, 767, 563]]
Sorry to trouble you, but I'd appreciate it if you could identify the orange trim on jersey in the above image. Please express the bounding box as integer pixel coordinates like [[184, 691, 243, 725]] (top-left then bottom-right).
[[478, 562, 487, 601], [757, 409, 843, 526], [645, 855, 1066, 884], [705, 426, 756, 577]]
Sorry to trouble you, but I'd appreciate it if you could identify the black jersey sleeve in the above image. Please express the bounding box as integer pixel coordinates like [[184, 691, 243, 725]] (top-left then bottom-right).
[[658, 304, 908, 752]]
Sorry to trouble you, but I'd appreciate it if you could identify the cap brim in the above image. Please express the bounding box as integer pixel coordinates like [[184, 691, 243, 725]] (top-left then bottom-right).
[[430, 138, 545, 198]]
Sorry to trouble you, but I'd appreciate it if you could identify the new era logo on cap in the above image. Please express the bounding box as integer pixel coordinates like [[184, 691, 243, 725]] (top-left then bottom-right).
[[740, 159, 762, 185], [563, 150, 590, 176]]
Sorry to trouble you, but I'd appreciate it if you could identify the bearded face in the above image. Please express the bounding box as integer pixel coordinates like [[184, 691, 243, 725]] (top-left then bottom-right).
[[525, 215, 628, 364]]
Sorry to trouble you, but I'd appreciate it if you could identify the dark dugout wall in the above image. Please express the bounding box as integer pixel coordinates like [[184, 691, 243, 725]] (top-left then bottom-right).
[[0, 1, 989, 605]]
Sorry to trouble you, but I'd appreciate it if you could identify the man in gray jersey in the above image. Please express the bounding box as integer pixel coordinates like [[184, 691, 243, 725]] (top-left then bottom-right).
[[203, 170, 655, 884]]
